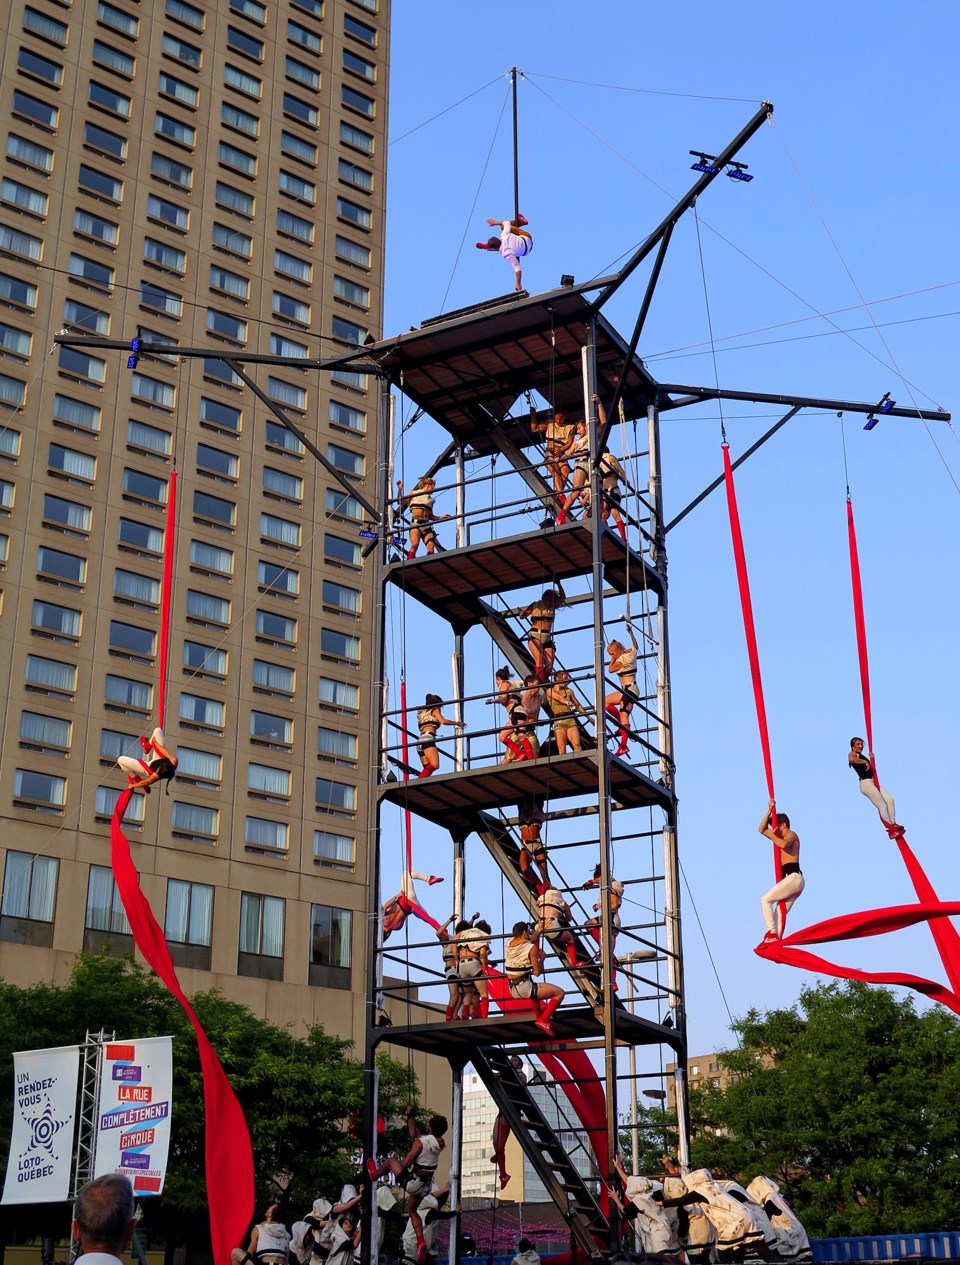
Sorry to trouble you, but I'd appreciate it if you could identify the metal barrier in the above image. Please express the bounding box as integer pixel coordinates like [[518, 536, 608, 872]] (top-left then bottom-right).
[[812, 1233, 960, 1263]]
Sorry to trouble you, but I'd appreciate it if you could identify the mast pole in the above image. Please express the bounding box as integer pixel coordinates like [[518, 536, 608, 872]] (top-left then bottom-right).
[[512, 67, 520, 222]]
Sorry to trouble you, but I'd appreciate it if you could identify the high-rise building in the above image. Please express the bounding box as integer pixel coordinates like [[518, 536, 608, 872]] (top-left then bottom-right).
[[0, 0, 392, 1045]]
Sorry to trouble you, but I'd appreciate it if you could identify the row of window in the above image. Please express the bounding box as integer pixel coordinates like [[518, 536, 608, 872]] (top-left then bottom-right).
[[0, 854, 355, 985]]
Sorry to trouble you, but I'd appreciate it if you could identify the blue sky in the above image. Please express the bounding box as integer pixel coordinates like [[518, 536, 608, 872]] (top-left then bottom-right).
[[379, 2, 960, 1059]]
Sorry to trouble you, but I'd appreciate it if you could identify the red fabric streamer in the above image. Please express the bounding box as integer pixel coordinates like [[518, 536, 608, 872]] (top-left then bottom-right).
[[156, 469, 177, 732], [111, 791, 254, 1263]]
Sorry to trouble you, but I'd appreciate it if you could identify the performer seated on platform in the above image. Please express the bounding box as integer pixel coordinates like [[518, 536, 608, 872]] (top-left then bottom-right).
[[505, 921, 564, 1036], [758, 799, 804, 945], [848, 737, 903, 837], [517, 795, 549, 888], [531, 408, 574, 506], [518, 582, 567, 683], [475, 213, 532, 293], [398, 476, 451, 560], [382, 871, 444, 941], [456, 917, 492, 1018], [117, 727, 178, 794], [416, 693, 464, 778], [367, 1108, 447, 1265], [555, 417, 591, 525], [490, 668, 534, 763], [536, 886, 579, 967], [490, 1055, 526, 1189], [231, 1204, 291, 1265], [547, 670, 584, 754], [605, 624, 640, 758], [582, 863, 625, 961]]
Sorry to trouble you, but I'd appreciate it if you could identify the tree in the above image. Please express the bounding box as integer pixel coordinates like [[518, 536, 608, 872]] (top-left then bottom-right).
[[688, 980, 960, 1236], [0, 954, 417, 1259]]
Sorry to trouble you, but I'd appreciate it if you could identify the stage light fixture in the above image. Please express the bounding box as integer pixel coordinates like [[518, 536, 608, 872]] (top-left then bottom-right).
[[560, 274, 575, 286], [727, 161, 753, 182], [863, 414, 879, 431], [877, 392, 895, 414], [689, 150, 718, 174]]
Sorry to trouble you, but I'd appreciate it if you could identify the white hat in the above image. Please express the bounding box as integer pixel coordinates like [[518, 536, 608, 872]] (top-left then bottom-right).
[[312, 1199, 332, 1220]]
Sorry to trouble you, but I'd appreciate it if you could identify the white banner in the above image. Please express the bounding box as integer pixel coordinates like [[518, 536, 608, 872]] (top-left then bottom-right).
[[93, 1037, 173, 1196], [2, 1045, 80, 1204]]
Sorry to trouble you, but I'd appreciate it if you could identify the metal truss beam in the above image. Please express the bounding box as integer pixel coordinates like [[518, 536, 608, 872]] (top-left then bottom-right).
[[658, 383, 950, 422]]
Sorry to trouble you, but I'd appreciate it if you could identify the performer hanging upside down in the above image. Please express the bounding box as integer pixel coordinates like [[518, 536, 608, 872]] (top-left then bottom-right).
[[505, 921, 564, 1036], [848, 737, 903, 838], [117, 727, 178, 794], [475, 213, 532, 292], [398, 477, 451, 559], [605, 624, 639, 757], [382, 870, 444, 940], [582, 863, 625, 960], [490, 1054, 526, 1188], [416, 694, 464, 777], [490, 668, 534, 763], [517, 795, 549, 887], [518, 582, 567, 683], [367, 1108, 447, 1265], [758, 799, 804, 944]]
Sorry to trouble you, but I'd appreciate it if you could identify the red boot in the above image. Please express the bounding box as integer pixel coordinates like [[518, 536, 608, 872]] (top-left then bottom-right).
[[565, 942, 579, 968], [139, 735, 153, 754], [555, 508, 567, 526], [478, 997, 490, 1018], [615, 518, 627, 541], [444, 1005, 456, 1021], [366, 1158, 384, 1182], [417, 765, 434, 779], [615, 728, 629, 757], [534, 995, 562, 1035], [516, 213, 528, 226], [503, 738, 522, 763], [520, 737, 535, 761]]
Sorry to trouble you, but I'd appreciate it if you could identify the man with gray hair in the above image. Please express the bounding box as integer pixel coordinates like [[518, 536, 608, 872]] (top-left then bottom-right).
[[73, 1174, 136, 1264]]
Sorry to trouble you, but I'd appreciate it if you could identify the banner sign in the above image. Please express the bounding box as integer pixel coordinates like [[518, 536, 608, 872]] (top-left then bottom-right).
[[94, 1036, 173, 1195], [2, 1045, 80, 1204]]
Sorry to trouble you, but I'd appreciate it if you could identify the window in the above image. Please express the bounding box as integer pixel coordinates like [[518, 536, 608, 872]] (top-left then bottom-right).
[[213, 223, 253, 258], [14, 769, 67, 812], [162, 33, 202, 69], [245, 816, 289, 852], [179, 692, 225, 731], [272, 291, 310, 325], [292, 0, 323, 14], [54, 394, 101, 435], [253, 658, 295, 693], [20, 710, 72, 754], [283, 93, 317, 126], [155, 112, 196, 148], [185, 588, 231, 626], [239, 892, 284, 979], [286, 56, 319, 89], [190, 539, 233, 577], [332, 316, 367, 346], [221, 104, 260, 141], [260, 512, 300, 548], [24, 7, 69, 44], [91, 40, 134, 77], [114, 567, 159, 607], [197, 443, 238, 480], [340, 122, 373, 155], [151, 153, 193, 190], [1, 852, 58, 944], [258, 560, 298, 597], [118, 516, 163, 556], [332, 368, 368, 390], [89, 81, 132, 117], [165, 879, 213, 969], [287, 19, 321, 53], [314, 829, 355, 869], [336, 239, 372, 272], [64, 299, 109, 336], [131, 373, 175, 410], [58, 346, 107, 385], [0, 429, 19, 461], [0, 273, 38, 312], [230, 0, 266, 20], [279, 170, 316, 204], [83, 123, 127, 162], [12, 90, 60, 130], [280, 131, 317, 165], [68, 253, 114, 291], [248, 762, 291, 798], [224, 63, 261, 97], [200, 396, 241, 434], [263, 467, 303, 503], [316, 777, 356, 815], [319, 676, 359, 712], [207, 309, 247, 342], [334, 276, 370, 308], [0, 226, 43, 263], [274, 251, 312, 285], [324, 533, 361, 569], [209, 265, 250, 301], [323, 579, 360, 614], [344, 14, 376, 44], [171, 800, 219, 841], [85, 866, 131, 936], [343, 49, 376, 81], [7, 135, 54, 173], [321, 628, 360, 663], [42, 494, 91, 535], [183, 640, 227, 678], [95, 785, 144, 824], [317, 727, 357, 765], [97, 3, 138, 38], [176, 747, 222, 785], [109, 619, 156, 660], [342, 85, 375, 117], [267, 379, 307, 413], [255, 609, 296, 646], [310, 905, 352, 988], [17, 49, 63, 87], [73, 210, 119, 247], [277, 209, 314, 243], [0, 323, 32, 359], [215, 181, 254, 217], [166, 0, 204, 30], [78, 164, 123, 204], [329, 400, 366, 433], [193, 490, 236, 528], [144, 238, 186, 273], [0, 480, 13, 512], [227, 27, 264, 60], [338, 159, 372, 192], [264, 421, 304, 455], [138, 283, 180, 321], [25, 654, 77, 695], [49, 442, 96, 483], [37, 545, 86, 585], [326, 488, 363, 521], [337, 196, 371, 230], [327, 445, 365, 479], [104, 673, 152, 713], [126, 420, 171, 458], [147, 193, 189, 231], [250, 710, 292, 745]]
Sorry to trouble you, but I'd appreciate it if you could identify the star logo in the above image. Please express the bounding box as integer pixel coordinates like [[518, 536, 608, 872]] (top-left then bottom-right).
[[24, 1096, 68, 1159]]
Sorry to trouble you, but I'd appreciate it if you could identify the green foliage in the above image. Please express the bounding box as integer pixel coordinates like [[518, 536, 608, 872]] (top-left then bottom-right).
[[688, 981, 960, 1236], [0, 954, 419, 1253]]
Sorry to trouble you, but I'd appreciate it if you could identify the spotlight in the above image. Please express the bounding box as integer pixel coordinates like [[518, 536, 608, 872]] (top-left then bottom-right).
[[127, 354, 138, 369], [358, 529, 377, 539], [560, 274, 575, 286], [127, 335, 141, 370], [689, 150, 718, 174], [726, 161, 753, 182], [863, 414, 879, 432], [877, 392, 895, 414]]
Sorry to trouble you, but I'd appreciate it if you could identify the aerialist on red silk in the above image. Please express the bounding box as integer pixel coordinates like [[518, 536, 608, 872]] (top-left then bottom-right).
[[757, 799, 804, 944], [382, 870, 444, 940], [848, 737, 904, 838], [117, 727, 178, 794]]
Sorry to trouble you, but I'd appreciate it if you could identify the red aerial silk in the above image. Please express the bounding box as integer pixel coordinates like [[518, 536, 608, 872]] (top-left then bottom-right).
[[111, 791, 254, 1263], [156, 470, 177, 731]]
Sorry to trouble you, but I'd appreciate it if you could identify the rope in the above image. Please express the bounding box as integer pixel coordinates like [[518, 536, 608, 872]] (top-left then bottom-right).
[[693, 205, 725, 444], [156, 469, 178, 731]]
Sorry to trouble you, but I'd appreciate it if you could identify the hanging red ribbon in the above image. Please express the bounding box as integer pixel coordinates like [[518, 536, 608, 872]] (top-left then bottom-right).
[[111, 791, 254, 1263], [156, 469, 177, 732]]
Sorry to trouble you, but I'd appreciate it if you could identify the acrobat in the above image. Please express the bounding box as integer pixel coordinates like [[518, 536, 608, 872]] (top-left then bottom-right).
[[490, 1054, 526, 1188], [582, 863, 625, 961], [848, 737, 903, 838], [117, 727, 178, 794], [476, 214, 532, 292], [605, 623, 639, 757], [757, 799, 805, 944], [367, 1108, 447, 1265], [518, 582, 567, 683], [383, 870, 444, 941]]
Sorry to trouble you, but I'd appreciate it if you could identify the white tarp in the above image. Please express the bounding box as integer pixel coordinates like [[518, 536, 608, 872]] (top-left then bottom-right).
[[93, 1037, 173, 1196], [2, 1045, 80, 1204]]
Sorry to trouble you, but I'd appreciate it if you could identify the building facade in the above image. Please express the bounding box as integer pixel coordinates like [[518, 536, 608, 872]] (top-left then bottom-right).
[[0, 0, 391, 1046]]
